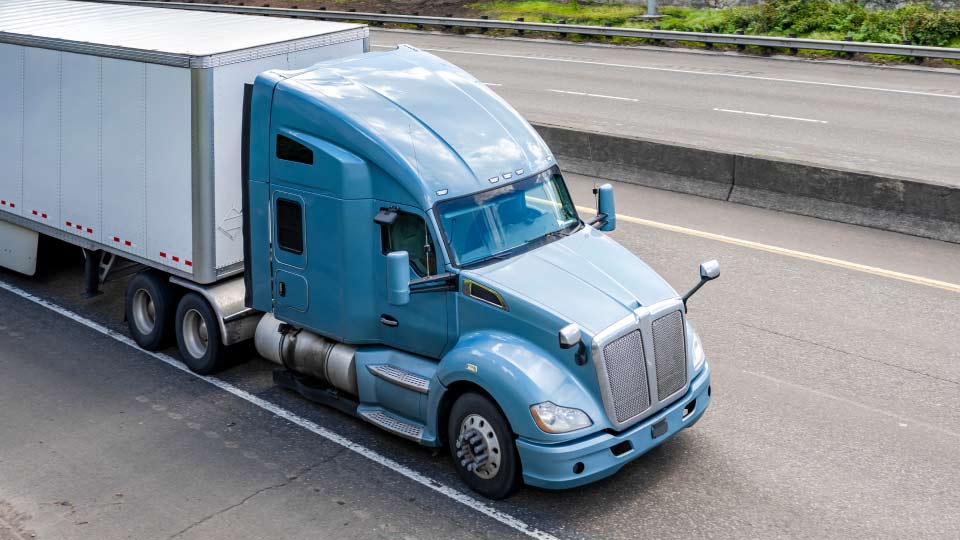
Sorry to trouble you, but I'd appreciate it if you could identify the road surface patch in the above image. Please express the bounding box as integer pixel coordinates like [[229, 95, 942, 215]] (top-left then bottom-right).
[[0, 280, 562, 540], [576, 204, 960, 293], [381, 45, 960, 100]]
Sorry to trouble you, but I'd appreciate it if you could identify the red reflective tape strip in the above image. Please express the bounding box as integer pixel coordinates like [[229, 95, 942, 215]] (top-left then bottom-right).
[[1, 200, 6, 205], [172, 256, 180, 262], [160, 252, 167, 258], [185, 261, 193, 267], [42, 213, 47, 219], [86, 228, 93, 234], [113, 237, 120, 243], [8, 203, 13, 208], [75, 225, 82, 230], [66, 221, 72, 227], [124, 240, 132, 246], [32, 210, 37, 216]]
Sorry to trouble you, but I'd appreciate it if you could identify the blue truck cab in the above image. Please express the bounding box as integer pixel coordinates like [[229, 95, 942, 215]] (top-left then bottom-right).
[[243, 45, 718, 499]]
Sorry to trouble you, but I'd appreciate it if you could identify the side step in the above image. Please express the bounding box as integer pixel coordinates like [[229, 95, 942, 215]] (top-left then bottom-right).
[[273, 369, 359, 418], [359, 409, 425, 443], [367, 364, 430, 394]]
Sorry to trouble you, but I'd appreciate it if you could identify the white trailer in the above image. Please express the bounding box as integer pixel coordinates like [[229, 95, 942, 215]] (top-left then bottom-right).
[[0, 0, 367, 365], [0, 0, 367, 283]]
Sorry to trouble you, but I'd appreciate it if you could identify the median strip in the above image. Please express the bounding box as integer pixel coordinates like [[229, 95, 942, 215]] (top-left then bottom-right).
[[535, 123, 960, 245]]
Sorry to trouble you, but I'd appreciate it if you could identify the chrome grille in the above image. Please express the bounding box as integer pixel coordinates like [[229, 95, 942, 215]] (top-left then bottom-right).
[[602, 330, 650, 423], [652, 310, 686, 400]]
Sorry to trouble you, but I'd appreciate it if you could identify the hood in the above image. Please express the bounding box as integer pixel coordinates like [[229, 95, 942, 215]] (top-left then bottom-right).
[[467, 227, 679, 336]]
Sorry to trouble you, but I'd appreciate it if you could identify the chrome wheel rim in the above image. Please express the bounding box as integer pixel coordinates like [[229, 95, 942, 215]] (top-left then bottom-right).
[[132, 289, 156, 335], [457, 413, 501, 480], [182, 309, 209, 359]]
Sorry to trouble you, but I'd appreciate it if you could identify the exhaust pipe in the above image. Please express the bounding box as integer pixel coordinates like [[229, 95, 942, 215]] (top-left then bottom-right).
[[254, 313, 358, 395]]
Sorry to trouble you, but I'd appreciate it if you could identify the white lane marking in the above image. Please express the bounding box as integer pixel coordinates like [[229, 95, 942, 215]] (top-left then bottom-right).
[[571, 203, 960, 293], [743, 370, 959, 439], [0, 280, 562, 540], [713, 107, 828, 124], [372, 45, 960, 100], [483, 82, 504, 87], [547, 89, 639, 102]]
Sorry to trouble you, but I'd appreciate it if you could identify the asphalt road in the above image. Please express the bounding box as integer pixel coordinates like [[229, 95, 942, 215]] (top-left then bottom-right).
[[370, 30, 960, 186], [1, 173, 958, 540]]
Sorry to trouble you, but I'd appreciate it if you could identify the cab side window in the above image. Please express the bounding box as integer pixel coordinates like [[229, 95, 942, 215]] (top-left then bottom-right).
[[381, 212, 436, 277], [276, 198, 303, 254]]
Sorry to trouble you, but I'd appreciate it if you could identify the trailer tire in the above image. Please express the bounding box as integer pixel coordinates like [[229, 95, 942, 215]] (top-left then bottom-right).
[[125, 271, 177, 351], [447, 392, 522, 500], [175, 292, 230, 375]]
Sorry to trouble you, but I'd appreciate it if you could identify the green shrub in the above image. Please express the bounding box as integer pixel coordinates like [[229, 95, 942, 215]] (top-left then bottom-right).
[[471, 0, 960, 48]]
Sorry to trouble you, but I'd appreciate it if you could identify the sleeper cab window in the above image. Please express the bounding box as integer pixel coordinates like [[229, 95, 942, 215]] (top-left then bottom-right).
[[381, 212, 436, 277], [276, 134, 313, 165], [276, 198, 303, 254]]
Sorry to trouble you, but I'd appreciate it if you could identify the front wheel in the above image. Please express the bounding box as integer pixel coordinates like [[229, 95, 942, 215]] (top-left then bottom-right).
[[447, 392, 522, 500]]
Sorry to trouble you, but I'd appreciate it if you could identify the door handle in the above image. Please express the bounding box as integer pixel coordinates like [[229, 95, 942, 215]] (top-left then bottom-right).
[[278, 281, 286, 297], [379, 314, 398, 327]]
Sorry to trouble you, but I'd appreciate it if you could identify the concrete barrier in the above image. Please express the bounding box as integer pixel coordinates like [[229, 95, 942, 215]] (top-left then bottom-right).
[[533, 123, 960, 244]]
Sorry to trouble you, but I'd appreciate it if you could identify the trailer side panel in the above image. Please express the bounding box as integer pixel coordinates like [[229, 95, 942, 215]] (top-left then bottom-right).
[[61, 52, 103, 245], [146, 64, 193, 271], [0, 44, 23, 216]]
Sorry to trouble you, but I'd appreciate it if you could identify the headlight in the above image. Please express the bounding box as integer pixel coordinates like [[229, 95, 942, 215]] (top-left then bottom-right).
[[691, 329, 705, 372], [530, 401, 592, 434]]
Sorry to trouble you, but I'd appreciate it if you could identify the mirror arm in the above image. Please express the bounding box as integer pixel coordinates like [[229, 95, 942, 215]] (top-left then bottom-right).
[[681, 279, 708, 308], [410, 272, 458, 294], [586, 213, 608, 229]]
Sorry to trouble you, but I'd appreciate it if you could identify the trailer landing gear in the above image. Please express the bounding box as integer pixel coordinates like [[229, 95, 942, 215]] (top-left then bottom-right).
[[81, 248, 115, 298]]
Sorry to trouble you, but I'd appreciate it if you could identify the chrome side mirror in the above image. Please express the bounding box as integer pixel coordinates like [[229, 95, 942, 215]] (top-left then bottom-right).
[[700, 260, 720, 280], [682, 259, 720, 309]]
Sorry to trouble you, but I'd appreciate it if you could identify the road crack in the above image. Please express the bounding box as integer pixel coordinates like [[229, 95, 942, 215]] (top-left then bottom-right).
[[738, 321, 960, 387], [165, 452, 344, 540]]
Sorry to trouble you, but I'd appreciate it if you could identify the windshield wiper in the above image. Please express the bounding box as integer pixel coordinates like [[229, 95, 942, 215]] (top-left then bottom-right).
[[464, 250, 514, 268], [544, 229, 572, 239]]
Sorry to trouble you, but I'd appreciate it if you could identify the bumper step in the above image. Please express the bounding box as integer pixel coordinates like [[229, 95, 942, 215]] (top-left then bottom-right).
[[360, 409, 425, 442]]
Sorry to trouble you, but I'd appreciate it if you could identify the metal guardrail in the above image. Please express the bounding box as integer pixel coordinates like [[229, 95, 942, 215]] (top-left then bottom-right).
[[91, 0, 960, 60]]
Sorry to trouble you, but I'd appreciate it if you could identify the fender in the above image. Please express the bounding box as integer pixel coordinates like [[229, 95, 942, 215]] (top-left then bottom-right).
[[434, 331, 607, 443]]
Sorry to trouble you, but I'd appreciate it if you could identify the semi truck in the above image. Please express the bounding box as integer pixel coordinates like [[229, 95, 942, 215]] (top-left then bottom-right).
[[0, 0, 718, 499]]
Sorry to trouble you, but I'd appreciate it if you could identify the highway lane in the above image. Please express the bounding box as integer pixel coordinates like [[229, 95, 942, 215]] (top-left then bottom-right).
[[1, 173, 959, 539], [371, 30, 960, 186]]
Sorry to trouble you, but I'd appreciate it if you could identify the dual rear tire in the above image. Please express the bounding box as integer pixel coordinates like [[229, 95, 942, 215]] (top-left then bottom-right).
[[125, 271, 229, 375]]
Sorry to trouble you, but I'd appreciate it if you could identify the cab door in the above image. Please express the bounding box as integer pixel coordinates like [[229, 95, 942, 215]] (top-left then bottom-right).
[[376, 206, 452, 358], [272, 192, 309, 317]]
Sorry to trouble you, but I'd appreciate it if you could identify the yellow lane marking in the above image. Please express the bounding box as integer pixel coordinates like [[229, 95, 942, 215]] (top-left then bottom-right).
[[574, 204, 960, 293]]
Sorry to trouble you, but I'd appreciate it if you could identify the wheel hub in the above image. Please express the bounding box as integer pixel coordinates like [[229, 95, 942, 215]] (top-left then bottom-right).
[[132, 289, 156, 334], [456, 414, 501, 479], [182, 308, 209, 359]]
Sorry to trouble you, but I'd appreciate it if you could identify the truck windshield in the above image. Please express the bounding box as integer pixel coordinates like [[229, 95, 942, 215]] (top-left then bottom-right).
[[435, 167, 579, 267]]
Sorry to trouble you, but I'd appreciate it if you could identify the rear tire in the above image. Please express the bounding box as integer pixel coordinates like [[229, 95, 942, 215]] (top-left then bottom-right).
[[447, 392, 522, 500], [125, 270, 177, 351], [175, 292, 229, 375]]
